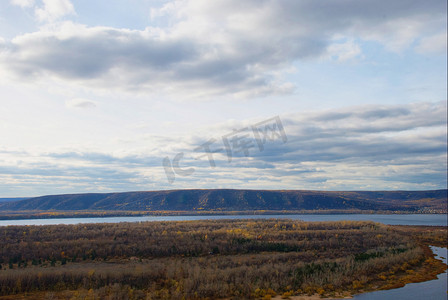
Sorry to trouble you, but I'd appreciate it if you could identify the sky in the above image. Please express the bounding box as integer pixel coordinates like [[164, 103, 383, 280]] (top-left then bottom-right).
[[0, 0, 446, 197]]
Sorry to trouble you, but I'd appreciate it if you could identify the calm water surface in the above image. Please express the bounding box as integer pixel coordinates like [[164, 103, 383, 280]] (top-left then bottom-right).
[[0, 213, 446, 226]]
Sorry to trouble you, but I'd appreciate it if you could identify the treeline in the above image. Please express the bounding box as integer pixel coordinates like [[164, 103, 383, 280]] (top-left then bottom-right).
[[0, 220, 409, 264], [0, 247, 425, 299], [393, 225, 448, 248], [0, 220, 444, 299]]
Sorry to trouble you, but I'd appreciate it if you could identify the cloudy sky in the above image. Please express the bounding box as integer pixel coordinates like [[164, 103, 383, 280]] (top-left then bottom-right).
[[0, 0, 446, 197]]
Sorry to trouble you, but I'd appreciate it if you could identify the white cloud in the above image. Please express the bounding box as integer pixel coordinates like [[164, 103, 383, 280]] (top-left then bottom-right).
[[65, 98, 96, 109], [10, 0, 35, 8], [0, 0, 446, 98], [415, 32, 447, 54], [35, 0, 75, 22], [326, 39, 362, 62], [0, 101, 445, 195], [163, 0, 445, 55]]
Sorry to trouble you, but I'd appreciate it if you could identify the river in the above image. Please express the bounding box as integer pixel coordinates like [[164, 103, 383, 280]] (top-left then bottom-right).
[[0, 213, 446, 226]]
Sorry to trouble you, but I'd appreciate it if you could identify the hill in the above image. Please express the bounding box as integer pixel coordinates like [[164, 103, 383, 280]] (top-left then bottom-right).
[[0, 197, 29, 203], [0, 189, 446, 213]]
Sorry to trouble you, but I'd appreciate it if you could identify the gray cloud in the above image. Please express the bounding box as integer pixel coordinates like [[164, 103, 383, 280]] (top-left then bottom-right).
[[1, 0, 446, 96], [267, 102, 446, 160], [2, 28, 198, 78], [44, 151, 161, 167], [179, 101, 446, 189], [188, 102, 446, 167], [0, 102, 446, 194]]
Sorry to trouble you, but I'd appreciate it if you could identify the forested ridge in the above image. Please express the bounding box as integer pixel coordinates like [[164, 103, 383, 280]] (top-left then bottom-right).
[[0, 189, 446, 212]]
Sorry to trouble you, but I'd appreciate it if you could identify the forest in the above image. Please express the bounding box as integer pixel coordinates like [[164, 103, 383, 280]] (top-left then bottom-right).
[[0, 219, 446, 299]]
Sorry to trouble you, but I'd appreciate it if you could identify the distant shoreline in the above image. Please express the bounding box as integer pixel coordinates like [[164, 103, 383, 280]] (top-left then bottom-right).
[[0, 209, 447, 221]]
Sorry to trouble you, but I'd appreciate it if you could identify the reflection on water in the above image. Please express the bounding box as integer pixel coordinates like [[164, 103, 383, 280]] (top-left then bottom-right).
[[0, 213, 446, 226], [353, 246, 447, 300]]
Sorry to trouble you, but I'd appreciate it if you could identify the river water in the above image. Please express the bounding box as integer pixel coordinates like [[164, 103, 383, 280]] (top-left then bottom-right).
[[0, 213, 446, 226]]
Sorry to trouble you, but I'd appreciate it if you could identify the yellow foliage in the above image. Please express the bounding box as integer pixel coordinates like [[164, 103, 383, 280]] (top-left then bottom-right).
[[304, 286, 315, 295], [400, 262, 410, 271], [378, 274, 387, 280], [282, 290, 293, 298], [253, 288, 266, 297], [352, 280, 363, 289], [266, 288, 276, 296]]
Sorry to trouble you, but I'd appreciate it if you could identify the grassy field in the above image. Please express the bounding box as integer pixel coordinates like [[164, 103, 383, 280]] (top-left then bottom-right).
[[0, 219, 446, 299]]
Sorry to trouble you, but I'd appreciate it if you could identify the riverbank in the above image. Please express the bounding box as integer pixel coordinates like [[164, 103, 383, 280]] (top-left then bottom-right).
[[271, 295, 352, 299], [265, 244, 447, 300]]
